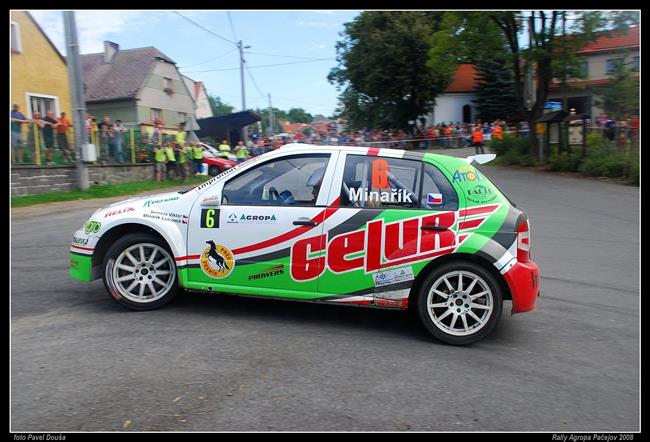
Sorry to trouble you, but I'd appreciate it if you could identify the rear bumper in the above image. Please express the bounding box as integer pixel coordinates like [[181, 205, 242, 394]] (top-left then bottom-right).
[[503, 259, 540, 314]]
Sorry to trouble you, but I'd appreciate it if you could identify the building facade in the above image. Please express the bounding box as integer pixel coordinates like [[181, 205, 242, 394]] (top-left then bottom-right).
[[547, 27, 639, 118], [423, 64, 478, 126], [182, 75, 214, 119], [10, 11, 72, 121], [81, 42, 197, 135]]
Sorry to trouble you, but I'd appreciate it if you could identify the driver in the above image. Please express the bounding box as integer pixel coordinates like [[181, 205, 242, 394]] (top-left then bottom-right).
[[307, 167, 326, 204]]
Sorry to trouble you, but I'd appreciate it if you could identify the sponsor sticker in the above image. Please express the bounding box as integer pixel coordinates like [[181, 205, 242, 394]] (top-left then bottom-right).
[[142, 196, 179, 207], [452, 166, 483, 183], [466, 184, 497, 204], [200, 242, 234, 278], [83, 221, 101, 234], [72, 235, 89, 245], [373, 266, 415, 287], [226, 213, 278, 224], [248, 264, 285, 281], [427, 193, 443, 205], [104, 207, 135, 218], [143, 210, 188, 224]]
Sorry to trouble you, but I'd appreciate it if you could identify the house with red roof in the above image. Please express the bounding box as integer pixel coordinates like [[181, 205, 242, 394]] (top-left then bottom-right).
[[423, 64, 479, 126], [547, 26, 639, 117]]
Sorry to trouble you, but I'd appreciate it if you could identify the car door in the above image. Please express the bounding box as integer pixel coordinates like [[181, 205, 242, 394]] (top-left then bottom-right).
[[316, 152, 459, 307], [186, 151, 339, 298]]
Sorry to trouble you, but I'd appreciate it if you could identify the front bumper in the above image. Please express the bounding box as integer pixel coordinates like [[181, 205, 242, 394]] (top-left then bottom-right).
[[69, 252, 93, 282], [503, 259, 540, 314]]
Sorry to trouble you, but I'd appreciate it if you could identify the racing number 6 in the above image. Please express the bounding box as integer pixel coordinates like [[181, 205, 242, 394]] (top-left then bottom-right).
[[200, 209, 219, 228], [372, 159, 390, 189]]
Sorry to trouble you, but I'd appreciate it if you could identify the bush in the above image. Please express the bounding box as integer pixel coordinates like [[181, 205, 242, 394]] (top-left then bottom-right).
[[547, 152, 582, 172], [489, 134, 530, 157]]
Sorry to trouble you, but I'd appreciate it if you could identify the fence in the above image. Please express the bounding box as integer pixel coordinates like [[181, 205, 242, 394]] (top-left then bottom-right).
[[11, 124, 183, 166]]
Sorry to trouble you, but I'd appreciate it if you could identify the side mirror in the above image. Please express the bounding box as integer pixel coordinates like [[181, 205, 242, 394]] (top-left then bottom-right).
[[201, 193, 221, 206]]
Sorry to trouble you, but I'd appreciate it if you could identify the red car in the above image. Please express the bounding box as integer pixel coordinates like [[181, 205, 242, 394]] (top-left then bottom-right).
[[200, 142, 238, 176]]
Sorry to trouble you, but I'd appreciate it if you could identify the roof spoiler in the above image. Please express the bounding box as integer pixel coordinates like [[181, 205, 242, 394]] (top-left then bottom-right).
[[463, 154, 496, 165]]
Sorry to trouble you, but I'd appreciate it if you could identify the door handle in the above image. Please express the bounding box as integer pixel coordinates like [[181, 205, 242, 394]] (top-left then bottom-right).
[[293, 219, 318, 226], [421, 225, 448, 231]]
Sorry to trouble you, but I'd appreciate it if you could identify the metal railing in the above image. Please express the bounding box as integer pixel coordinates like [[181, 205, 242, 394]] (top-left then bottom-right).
[[11, 125, 188, 166]]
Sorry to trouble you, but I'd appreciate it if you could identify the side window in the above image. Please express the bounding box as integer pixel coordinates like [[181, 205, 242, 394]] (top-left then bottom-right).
[[421, 163, 458, 211], [339, 155, 420, 209], [222, 154, 330, 206]]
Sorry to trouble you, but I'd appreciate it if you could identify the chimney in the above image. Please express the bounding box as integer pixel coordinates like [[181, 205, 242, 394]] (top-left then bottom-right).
[[103, 41, 119, 63]]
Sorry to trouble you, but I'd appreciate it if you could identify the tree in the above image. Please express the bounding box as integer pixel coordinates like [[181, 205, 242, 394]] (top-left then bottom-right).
[[207, 95, 234, 116], [254, 107, 287, 134], [594, 63, 639, 120], [473, 54, 517, 122], [486, 11, 610, 156], [287, 108, 313, 124], [328, 11, 448, 131]]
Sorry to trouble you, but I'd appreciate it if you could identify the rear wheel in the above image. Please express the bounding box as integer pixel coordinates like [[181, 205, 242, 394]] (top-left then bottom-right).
[[416, 261, 502, 345], [208, 165, 219, 176], [103, 233, 178, 310]]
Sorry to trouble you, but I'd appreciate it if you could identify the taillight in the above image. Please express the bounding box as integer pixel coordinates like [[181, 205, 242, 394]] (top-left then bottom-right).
[[517, 220, 530, 263]]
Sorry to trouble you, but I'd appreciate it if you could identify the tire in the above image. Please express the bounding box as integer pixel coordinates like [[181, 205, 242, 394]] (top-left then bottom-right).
[[208, 166, 219, 176], [416, 261, 503, 345], [103, 232, 179, 311]]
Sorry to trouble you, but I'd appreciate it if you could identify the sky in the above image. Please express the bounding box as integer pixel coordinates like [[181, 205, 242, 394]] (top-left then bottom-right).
[[29, 10, 361, 118]]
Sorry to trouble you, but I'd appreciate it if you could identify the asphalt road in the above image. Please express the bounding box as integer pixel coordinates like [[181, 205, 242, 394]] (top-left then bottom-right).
[[11, 152, 639, 432]]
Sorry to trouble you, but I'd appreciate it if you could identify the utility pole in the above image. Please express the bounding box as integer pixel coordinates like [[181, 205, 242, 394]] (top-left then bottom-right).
[[238, 40, 248, 144], [561, 11, 568, 113], [268, 93, 275, 137], [63, 11, 89, 190]]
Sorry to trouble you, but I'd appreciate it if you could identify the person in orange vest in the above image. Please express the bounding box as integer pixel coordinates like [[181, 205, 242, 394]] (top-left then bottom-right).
[[472, 125, 485, 154], [493, 123, 503, 141]]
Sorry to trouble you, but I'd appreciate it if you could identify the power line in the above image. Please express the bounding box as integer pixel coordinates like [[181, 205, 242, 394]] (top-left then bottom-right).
[[226, 11, 238, 42], [173, 11, 237, 48], [245, 65, 267, 101], [177, 48, 237, 68], [184, 57, 335, 73]]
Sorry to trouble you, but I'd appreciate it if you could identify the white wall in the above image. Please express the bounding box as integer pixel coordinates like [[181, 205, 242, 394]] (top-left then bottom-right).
[[423, 93, 478, 126]]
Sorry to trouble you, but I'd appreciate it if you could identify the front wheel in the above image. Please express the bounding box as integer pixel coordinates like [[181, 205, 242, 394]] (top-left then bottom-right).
[[103, 233, 178, 311], [416, 261, 503, 345]]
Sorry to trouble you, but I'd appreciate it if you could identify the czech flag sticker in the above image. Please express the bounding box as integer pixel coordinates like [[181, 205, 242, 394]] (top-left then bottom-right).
[[427, 193, 443, 205]]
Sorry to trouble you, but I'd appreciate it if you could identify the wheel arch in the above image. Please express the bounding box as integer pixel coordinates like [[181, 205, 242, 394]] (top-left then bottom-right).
[[91, 222, 180, 280], [408, 252, 511, 310]]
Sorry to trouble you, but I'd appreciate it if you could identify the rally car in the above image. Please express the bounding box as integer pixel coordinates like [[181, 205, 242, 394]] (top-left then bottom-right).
[[69, 144, 539, 345]]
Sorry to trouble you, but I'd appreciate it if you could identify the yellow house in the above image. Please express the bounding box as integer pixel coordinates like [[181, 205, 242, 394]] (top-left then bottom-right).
[[10, 11, 72, 123]]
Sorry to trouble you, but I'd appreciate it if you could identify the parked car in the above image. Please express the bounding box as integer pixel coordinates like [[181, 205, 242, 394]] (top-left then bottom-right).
[[69, 144, 539, 345], [199, 142, 238, 176]]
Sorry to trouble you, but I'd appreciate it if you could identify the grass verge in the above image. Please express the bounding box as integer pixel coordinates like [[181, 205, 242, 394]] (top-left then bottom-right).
[[11, 176, 211, 208]]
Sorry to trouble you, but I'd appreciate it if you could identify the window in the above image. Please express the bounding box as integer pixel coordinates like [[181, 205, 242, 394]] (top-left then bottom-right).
[[421, 163, 458, 211], [222, 154, 331, 206], [579, 61, 589, 77], [631, 56, 639, 72], [11, 21, 22, 53], [178, 112, 186, 124], [152, 108, 162, 122], [26, 93, 59, 118], [339, 155, 421, 209], [163, 77, 174, 93], [606, 58, 624, 75]]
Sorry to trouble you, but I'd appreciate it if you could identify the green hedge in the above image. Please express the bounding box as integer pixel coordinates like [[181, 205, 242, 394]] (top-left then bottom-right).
[[489, 131, 638, 185]]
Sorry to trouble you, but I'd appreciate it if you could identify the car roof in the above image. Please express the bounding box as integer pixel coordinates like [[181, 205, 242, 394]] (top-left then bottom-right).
[[279, 143, 459, 165]]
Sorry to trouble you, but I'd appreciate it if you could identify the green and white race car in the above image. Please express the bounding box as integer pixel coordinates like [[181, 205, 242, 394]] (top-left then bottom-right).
[[69, 144, 539, 345]]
